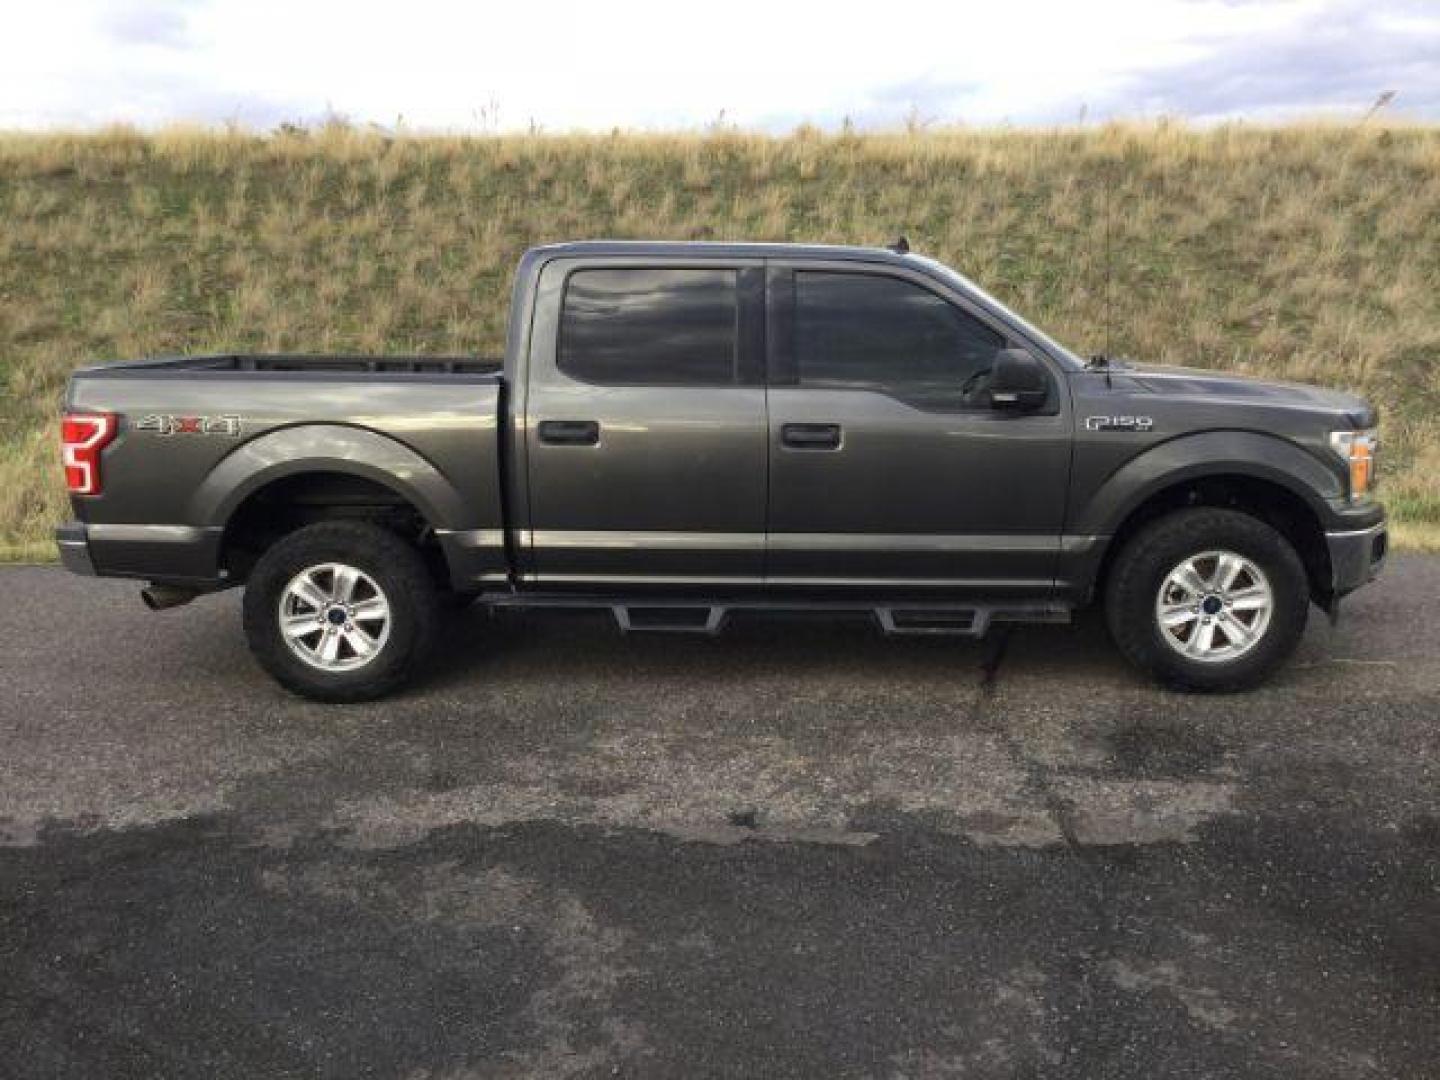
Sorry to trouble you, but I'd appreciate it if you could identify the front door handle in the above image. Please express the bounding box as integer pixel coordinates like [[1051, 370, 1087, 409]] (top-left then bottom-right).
[[781, 422, 842, 450], [538, 420, 600, 446]]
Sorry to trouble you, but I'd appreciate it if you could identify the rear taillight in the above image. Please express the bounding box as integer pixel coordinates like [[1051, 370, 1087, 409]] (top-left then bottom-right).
[[61, 412, 118, 495]]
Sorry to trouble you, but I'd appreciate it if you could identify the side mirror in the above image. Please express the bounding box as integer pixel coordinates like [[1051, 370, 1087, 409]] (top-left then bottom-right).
[[989, 349, 1049, 410]]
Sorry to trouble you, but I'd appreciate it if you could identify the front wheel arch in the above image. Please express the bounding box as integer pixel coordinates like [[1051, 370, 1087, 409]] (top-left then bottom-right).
[[1089, 473, 1333, 608]]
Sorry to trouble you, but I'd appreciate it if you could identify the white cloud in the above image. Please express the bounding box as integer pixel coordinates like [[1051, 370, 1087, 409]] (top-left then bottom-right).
[[0, 0, 1435, 130]]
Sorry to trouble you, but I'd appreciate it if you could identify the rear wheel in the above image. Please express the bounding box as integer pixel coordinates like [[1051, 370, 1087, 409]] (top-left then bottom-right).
[[1104, 508, 1309, 691], [243, 521, 439, 702]]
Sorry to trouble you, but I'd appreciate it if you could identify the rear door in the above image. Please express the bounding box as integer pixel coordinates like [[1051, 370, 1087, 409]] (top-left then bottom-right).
[[523, 258, 768, 586], [764, 261, 1071, 596]]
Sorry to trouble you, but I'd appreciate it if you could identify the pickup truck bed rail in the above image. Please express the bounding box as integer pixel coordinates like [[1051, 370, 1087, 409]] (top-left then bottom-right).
[[76, 354, 504, 377]]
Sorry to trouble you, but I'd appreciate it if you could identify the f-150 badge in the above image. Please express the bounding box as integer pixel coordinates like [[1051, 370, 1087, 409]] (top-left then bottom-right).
[[135, 414, 243, 437], [1085, 415, 1154, 432]]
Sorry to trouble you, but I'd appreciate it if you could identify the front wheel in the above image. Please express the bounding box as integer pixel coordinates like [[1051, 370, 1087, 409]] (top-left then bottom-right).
[[1104, 508, 1309, 691], [243, 521, 439, 702]]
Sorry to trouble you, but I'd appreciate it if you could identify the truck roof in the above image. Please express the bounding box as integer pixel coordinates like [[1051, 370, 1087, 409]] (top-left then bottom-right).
[[527, 240, 913, 265], [522, 239, 1085, 370]]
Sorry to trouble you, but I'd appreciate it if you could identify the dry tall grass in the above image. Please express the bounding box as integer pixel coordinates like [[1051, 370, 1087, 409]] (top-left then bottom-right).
[[2, 122, 1437, 556]]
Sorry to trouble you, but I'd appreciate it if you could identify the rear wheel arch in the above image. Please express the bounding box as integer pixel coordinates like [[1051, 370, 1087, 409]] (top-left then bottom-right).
[[194, 425, 469, 585], [220, 470, 450, 584], [193, 424, 467, 529]]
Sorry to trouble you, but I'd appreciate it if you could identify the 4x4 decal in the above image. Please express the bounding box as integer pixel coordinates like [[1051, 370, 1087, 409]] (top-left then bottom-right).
[[134, 414, 243, 437]]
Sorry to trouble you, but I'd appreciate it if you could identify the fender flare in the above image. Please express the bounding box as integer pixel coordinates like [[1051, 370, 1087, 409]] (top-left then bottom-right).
[[190, 424, 472, 532], [1073, 430, 1344, 539]]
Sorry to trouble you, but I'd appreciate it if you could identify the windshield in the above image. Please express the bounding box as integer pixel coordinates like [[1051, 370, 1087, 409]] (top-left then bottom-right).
[[911, 255, 1086, 369]]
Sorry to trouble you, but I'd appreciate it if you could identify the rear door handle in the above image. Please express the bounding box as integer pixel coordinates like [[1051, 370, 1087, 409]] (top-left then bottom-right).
[[538, 420, 600, 446], [781, 422, 842, 450]]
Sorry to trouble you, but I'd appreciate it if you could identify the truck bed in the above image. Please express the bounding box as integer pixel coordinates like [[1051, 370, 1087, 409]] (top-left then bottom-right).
[[65, 354, 508, 585]]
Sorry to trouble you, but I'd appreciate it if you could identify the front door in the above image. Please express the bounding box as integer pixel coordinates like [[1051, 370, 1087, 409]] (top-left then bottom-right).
[[765, 263, 1071, 596], [525, 260, 768, 587]]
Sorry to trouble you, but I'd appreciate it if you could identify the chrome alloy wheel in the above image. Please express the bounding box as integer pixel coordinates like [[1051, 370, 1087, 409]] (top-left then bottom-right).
[[278, 562, 391, 672], [1154, 550, 1274, 664]]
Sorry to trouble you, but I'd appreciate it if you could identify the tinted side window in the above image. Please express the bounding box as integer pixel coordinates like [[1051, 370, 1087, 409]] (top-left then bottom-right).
[[794, 271, 1006, 409], [560, 268, 739, 385]]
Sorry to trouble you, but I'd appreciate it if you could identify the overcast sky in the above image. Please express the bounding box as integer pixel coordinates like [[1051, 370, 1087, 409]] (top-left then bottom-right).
[[1, 0, 1437, 131]]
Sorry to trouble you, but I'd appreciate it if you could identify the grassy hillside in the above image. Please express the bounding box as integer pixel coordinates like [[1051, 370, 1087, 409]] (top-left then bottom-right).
[[2, 122, 1438, 558]]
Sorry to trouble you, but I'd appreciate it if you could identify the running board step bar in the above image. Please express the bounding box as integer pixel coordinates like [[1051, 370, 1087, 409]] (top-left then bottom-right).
[[875, 606, 1070, 635], [876, 608, 981, 635], [484, 592, 1069, 636], [597, 602, 1068, 637], [612, 605, 728, 634]]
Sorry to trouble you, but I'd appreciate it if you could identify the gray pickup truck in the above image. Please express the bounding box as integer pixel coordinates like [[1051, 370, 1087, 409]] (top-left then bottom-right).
[[57, 241, 1387, 701]]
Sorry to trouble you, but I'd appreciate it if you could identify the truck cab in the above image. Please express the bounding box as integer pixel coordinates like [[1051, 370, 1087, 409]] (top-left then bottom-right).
[[509, 243, 1072, 596]]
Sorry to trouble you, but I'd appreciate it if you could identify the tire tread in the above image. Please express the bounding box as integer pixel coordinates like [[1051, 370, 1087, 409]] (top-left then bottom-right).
[[242, 521, 439, 702], [1104, 508, 1309, 692]]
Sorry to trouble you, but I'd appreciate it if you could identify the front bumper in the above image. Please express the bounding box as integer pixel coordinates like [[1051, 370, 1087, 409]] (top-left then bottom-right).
[[55, 521, 96, 575], [1325, 519, 1387, 596]]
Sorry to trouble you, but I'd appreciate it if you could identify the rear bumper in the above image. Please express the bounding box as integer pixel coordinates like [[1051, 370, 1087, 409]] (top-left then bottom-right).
[[1326, 519, 1387, 596], [55, 521, 96, 575], [54, 521, 223, 584]]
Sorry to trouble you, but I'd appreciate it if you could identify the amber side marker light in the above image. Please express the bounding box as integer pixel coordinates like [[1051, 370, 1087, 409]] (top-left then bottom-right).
[[1329, 429, 1378, 501]]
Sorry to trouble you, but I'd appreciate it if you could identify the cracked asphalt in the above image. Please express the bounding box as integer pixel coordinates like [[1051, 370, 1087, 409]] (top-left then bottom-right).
[[1, 558, 1437, 1078]]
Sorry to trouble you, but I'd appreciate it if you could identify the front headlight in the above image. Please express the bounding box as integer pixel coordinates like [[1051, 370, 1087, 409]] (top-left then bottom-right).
[[1329, 428, 1379, 501]]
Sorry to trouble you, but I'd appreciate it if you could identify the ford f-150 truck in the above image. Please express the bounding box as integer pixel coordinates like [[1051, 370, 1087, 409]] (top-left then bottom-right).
[[56, 241, 1387, 701]]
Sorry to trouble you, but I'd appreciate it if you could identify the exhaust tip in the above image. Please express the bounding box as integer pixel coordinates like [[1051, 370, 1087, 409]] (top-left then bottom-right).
[[141, 584, 198, 611]]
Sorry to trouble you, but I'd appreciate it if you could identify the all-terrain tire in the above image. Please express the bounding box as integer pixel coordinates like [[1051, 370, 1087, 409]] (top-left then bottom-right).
[[1104, 508, 1309, 692], [243, 521, 439, 703]]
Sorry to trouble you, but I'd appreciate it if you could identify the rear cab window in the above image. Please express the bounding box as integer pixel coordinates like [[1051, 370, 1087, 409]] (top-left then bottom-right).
[[559, 267, 740, 385]]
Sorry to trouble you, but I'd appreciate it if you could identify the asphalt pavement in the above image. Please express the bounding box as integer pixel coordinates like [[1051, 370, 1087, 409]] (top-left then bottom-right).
[[0, 559, 1437, 1078]]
